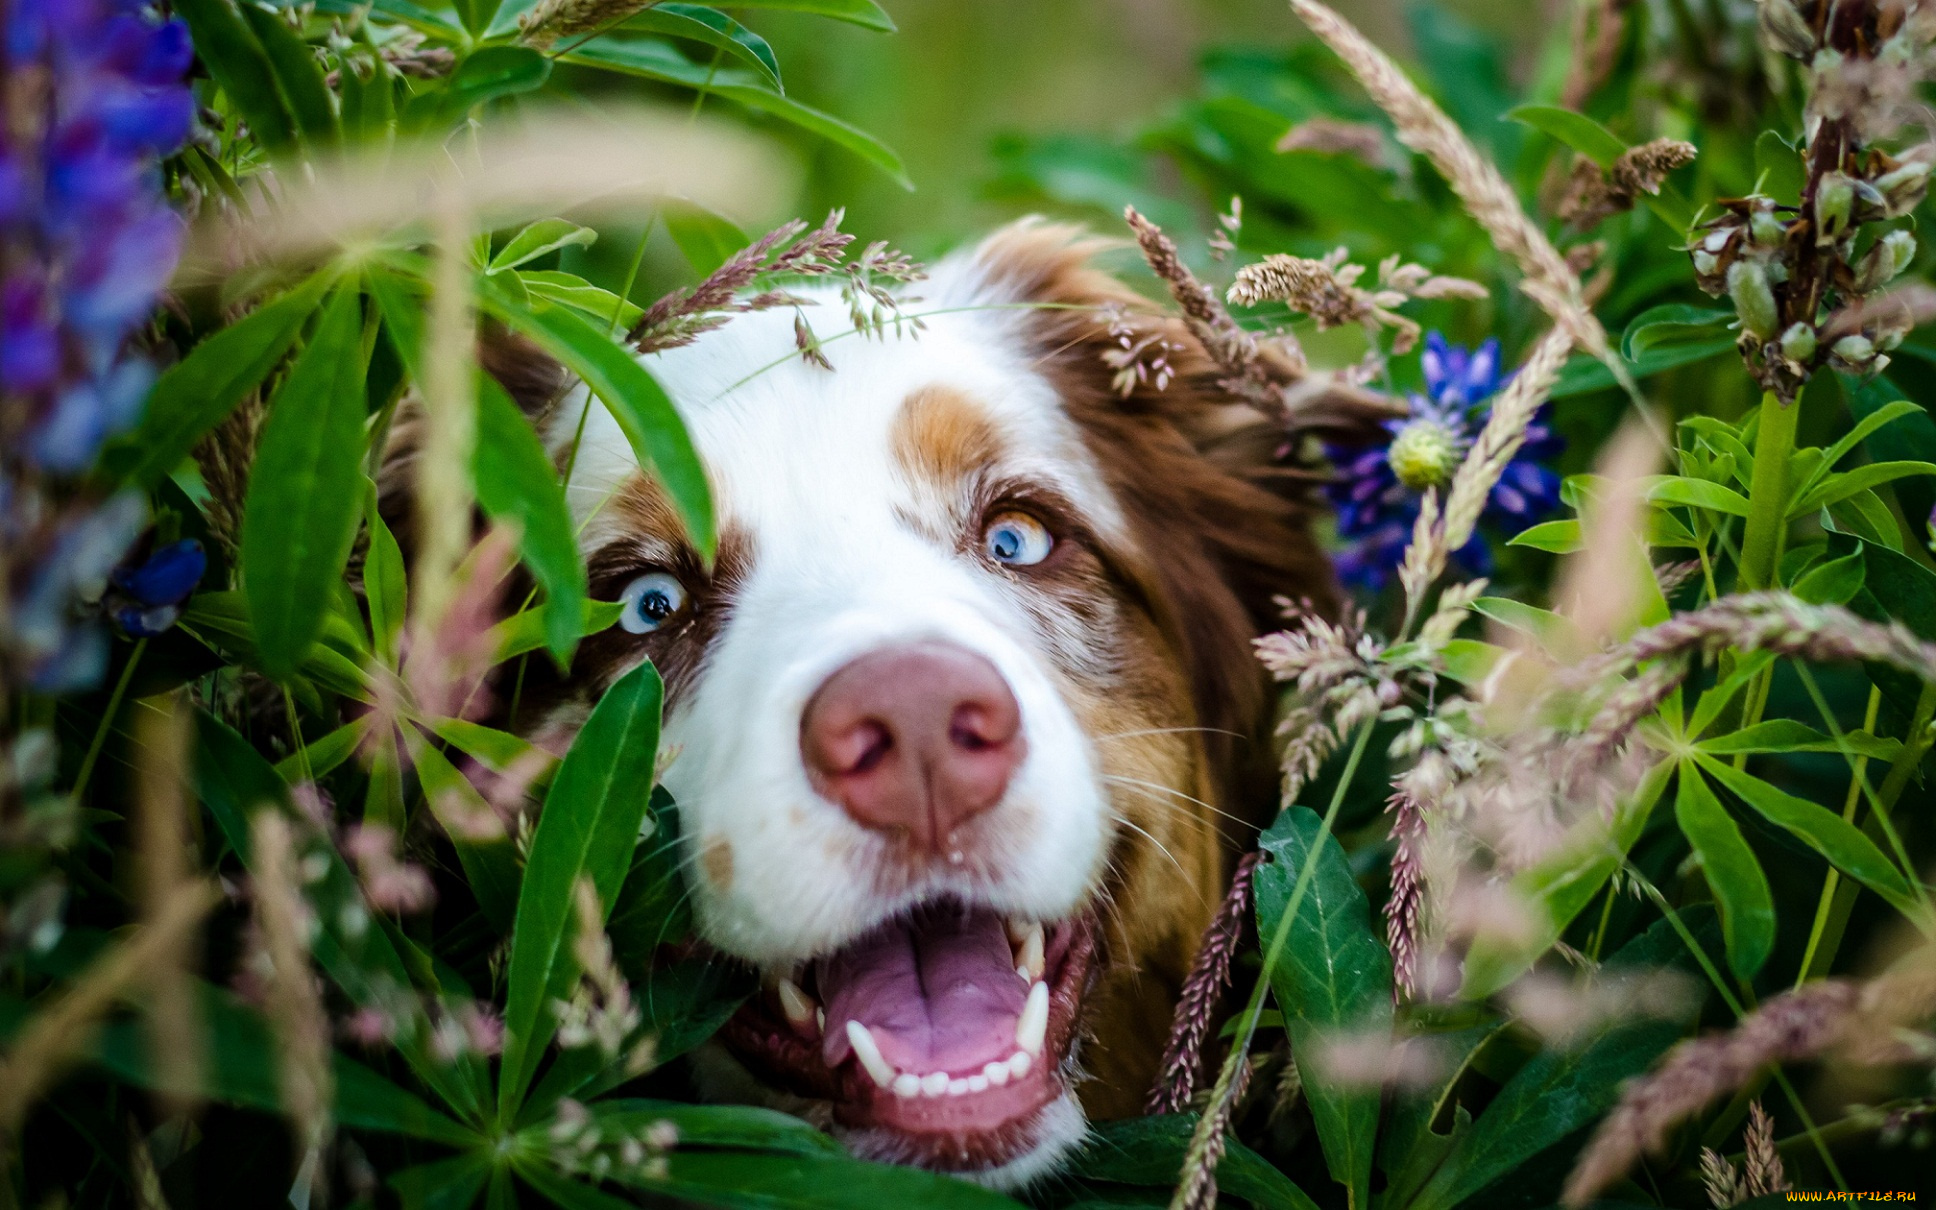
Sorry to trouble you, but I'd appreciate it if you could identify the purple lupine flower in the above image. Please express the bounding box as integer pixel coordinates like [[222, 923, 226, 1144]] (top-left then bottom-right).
[[2, 0, 192, 692], [108, 537, 205, 636], [1325, 332, 1562, 591]]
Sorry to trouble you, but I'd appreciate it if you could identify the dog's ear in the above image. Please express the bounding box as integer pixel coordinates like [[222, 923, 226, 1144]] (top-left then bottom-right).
[[966, 220, 1368, 810]]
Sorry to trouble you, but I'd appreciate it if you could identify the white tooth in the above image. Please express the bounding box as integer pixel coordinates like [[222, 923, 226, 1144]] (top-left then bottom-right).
[[815, 1008, 826, 1033], [968, 1074, 989, 1093], [948, 1078, 970, 1096], [920, 1071, 949, 1097], [1006, 919, 1031, 947], [892, 1072, 921, 1098], [1007, 1050, 1032, 1079], [846, 1021, 895, 1089], [1016, 980, 1049, 1056], [1016, 922, 1045, 981], [983, 1060, 1010, 1087], [777, 978, 817, 1030]]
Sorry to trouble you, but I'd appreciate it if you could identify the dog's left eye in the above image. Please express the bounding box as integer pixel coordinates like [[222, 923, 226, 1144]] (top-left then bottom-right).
[[618, 571, 687, 634], [983, 511, 1053, 567]]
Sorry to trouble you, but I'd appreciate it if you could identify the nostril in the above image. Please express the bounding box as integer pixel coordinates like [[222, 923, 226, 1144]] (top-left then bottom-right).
[[949, 702, 1014, 753], [805, 718, 892, 780], [848, 722, 892, 774]]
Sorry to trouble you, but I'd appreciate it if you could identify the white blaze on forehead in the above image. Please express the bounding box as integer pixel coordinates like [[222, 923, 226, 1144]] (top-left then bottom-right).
[[544, 267, 1127, 550]]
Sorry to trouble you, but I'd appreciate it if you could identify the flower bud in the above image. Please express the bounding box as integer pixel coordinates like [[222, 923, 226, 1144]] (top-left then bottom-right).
[[1832, 334, 1875, 365], [1387, 419, 1464, 491], [1727, 260, 1779, 341], [1779, 322, 1817, 363], [1758, 0, 1816, 58], [1693, 251, 1719, 277], [1853, 229, 1917, 293], [1815, 173, 1855, 245], [1876, 158, 1932, 218], [1750, 208, 1787, 247]]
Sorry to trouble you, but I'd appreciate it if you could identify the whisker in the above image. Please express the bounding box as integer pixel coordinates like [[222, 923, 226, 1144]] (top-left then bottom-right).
[[1102, 774, 1250, 829], [1109, 812, 1188, 879], [1091, 726, 1249, 743]]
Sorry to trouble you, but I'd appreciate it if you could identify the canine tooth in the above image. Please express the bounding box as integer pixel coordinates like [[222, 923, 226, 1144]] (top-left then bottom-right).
[[815, 1008, 825, 1033], [1015, 922, 1045, 981], [892, 1072, 921, 1098], [1016, 980, 1049, 1056], [846, 1021, 895, 1089], [1007, 1050, 1032, 1079], [920, 1071, 949, 1097], [983, 1060, 1010, 1087], [1006, 919, 1031, 947], [776, 978, 817, 1030], [968, 1074, 989, 1093], [948, 1078, 970, 1096]]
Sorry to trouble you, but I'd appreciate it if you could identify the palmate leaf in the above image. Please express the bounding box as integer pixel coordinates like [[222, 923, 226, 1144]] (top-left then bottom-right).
[[523, 1098, 841, 1157], [239, 0, 340, 147], [626, 4, 784, 92], [392, 1153, 494, 1210], [498, 659, 666, 1119], [1697, 719, 1901, 761], [174, 0, 300, 153], [1674, 760, 1776, 980], [405, 45, 552, 129], [665, 202, 749, 275], [1695, 754, 1923, 921], [405, 731, 525, 933], [239, 285, 371, 682], [1254, 806, 1392, 1210], [489, 220, 600, 272], [195, 713, 489, 1122], [603, 1152, 1030, 1209], [1507, 105, 1695, 229], [1788, 461, 1936, 518], [1063, 1115, 1321, 1210], [711, 0, 896, 31]]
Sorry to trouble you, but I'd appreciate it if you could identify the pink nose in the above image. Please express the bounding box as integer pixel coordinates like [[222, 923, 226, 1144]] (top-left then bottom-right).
[[800, 643, 1025, 852]]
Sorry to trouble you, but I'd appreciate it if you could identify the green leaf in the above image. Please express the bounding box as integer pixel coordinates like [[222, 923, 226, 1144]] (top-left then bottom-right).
[[1471, 597, 1584, 660], [481, 282, 715, 560], [406, 733, 525, 933], [431, 718, 555, 776], [490, 220, 599, 272], [239, 2, 339, 147], [1825, 489, 1902, 552], [562, 39, 910, 188], [489, 600, 623, 665], [111, 272, 332, 486], [1753, 130, 1806, 204], [1789, 461, 1936, 518], [665, 202, 748, 275], [626, 3, 784, 92], [1792, 545, 1866, 605], [412, 46, 552, 128], [1696, 754, 1922, 919], [475, 378, 588, 662], [1697, 719, 1902, 760], [180, 592, 372, 701], [1062, 1115, 1320, 1210], [1439, 638, 1507, 686], [1505, 518, 1582, 553], [1254, 806, 1392, 1210], [1846, 375, 1936, 535], [712, 0, 895, 31], [1647, 475, 1752, 517], [1550, 339, 1735, 399], [339, 60, 396, 143], [498, 660, 665, 1118], [1508, 104, 1626, 166], [1674, 761, 1775, 979], [1461, 759, 1672, 999], [273, 716, 370, 783], [364, 479, 409, 667], [613, 1152, 1029, 1209], [517, 270, 644, 330], [1812, 400, 1924, 486], [392, 1154, 493, 1210], [372, 0, 467, 38], [1406, 1021, 1681, 1210], [173, 0, 299, 153], [194, 713, 486, 1121], [239, 286, 370, 682], [523, 1098, 840, 1156], [95, 986, 477, 1146], [1621, 304, 1733, 361]]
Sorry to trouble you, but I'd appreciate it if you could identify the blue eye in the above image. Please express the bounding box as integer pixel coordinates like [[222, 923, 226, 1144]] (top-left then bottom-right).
[[619, 572, 687, 634], [983, 511, 1053, 567]]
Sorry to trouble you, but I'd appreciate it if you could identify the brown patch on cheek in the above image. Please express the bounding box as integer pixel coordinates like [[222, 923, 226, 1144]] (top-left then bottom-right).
[[701, 836, 735, 893], [890, 385, 1006, 497]]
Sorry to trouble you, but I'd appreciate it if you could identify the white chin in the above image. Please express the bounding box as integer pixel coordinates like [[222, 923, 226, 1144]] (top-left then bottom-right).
[[835, 1091, 1088, 1192]]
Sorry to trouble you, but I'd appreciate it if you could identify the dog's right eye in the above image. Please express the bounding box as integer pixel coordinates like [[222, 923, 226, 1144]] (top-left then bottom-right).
[[618, 571, 687, 634]]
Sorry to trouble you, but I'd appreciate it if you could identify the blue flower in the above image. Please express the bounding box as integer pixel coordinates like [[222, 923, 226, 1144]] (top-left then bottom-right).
[[108, 537, 204, 635], [2, 0, 193, 691], [1324, 332, 1563, 591]]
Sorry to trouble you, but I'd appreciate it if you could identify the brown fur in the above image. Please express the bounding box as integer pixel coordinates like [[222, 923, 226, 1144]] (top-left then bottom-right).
[[965, 221, 1343, 1118]]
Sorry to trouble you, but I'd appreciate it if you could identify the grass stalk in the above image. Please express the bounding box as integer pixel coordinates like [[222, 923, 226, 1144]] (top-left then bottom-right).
[[1736, 390, 1799, 593]]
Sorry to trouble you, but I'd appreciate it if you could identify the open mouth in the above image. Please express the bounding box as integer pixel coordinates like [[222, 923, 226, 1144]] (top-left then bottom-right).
[[718, 900, 1097, 1173]]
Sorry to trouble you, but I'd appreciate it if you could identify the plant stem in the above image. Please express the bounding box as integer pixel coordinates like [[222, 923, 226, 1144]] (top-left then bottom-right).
[[1802, 677, 1936, 981], [1796, 686, 1881, 986], [71, 638, 146, 804], [1736, 389, 1799, 592], [1171, 720, 1377, 1210]]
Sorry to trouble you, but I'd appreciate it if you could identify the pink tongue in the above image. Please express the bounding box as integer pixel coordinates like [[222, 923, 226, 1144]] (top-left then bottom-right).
[[819, 904, 1028, 1076]]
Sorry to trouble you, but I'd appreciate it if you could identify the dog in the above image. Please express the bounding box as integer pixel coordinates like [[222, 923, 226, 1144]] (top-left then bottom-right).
[[443, 220, 1361, 1186]]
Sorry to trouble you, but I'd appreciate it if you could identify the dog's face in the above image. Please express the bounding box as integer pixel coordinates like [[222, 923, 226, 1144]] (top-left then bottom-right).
[[522, 223, 1334, 1186]]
